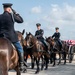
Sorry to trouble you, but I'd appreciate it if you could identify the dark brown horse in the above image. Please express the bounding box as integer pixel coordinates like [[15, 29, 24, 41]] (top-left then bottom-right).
[[46, 36, 68, 66], [0, 29, 26, 75], [25, 32, 50, 74], [0, 37, 20, 75]]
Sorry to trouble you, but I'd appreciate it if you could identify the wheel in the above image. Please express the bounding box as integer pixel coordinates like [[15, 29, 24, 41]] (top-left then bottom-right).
[[68, 46, 74, 63]]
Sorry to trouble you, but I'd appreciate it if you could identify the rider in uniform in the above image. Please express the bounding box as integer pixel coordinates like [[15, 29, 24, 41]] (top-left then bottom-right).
[[35, 23, 48, 51], [0, 3, 27, 71], [52, 27, 62, 48]]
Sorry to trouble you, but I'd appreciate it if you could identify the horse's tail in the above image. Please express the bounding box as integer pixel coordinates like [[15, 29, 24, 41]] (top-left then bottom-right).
[[0, 51, 8, 75]]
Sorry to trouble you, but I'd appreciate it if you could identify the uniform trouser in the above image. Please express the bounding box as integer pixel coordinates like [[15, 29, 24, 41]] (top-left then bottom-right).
[[13, 41, 28, 69], [39, 39, 48, 49], [57, 39, 62, 47], [13, 41, 24, 53]]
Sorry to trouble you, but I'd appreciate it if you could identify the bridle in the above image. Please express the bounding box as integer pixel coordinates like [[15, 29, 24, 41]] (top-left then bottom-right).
[[26, 44, 35, 49]]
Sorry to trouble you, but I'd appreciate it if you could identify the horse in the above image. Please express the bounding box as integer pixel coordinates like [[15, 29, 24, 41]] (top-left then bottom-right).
[[46, 36, 68, 66], [0, 29, 26, 75], [25, 32, 50, 74]]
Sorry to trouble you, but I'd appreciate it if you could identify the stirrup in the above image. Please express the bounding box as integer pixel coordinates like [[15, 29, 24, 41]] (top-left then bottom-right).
[[20, 62, 27, 73], [23, 61, 28, 67]]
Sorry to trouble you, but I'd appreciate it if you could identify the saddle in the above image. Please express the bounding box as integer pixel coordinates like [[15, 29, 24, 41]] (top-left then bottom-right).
[[55, 40, 60, 46], [39, 40, 49, 51], [54, 39, 62, 47], [0, 33, 5, 37]]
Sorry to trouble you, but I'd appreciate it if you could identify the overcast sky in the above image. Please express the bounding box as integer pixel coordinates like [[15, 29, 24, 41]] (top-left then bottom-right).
[[0, 0, 75, 40]]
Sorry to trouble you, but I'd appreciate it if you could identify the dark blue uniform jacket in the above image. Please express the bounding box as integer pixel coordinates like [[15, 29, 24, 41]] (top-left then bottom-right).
[[0, 11, 23, 43]]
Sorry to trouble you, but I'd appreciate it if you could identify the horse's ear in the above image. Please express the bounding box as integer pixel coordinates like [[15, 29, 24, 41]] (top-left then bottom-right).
[[29, 32, 31, 34], [26, 32, 28, 35], [45, 36, 47, 39], [22, 29, 25, 35]]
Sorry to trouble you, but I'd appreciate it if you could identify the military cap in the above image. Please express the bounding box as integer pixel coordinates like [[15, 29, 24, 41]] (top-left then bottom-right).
[[3, 3, 13, 8], [55, 27, 59, 30], [36, 23, 41, 27]]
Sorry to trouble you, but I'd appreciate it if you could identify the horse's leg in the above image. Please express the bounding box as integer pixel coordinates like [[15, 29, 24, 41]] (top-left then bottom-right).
[[50, 52, 53, 64], [24, 49, 30, 62], [24, 53, 28, 62], [31, 55, 35, 69], [52, 52, 56, 66], [35, 57, 40, 74], [44, 55, 49, 70], [41, 55, 44, 70], [63, 51, 66, 65], [50, 52, 54, 66], [58, 52, 61, 65], [15, 66, 21, 75], [0, 65, 8, 75], [0, 51, 8, 75]]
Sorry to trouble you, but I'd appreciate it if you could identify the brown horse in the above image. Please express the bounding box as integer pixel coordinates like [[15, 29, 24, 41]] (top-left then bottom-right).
[[25, 32, 50, 74], [0, 29, 26, 75], [46, 36, 68, 66]]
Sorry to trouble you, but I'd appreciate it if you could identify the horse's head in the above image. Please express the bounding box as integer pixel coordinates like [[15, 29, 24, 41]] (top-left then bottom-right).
[[46, 36, 55, 46], [16, 29, 26, 46], [25, 32, 33, 47]]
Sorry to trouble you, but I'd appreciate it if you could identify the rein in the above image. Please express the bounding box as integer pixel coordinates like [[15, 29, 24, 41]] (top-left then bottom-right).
[[27, 44, 35, 49]]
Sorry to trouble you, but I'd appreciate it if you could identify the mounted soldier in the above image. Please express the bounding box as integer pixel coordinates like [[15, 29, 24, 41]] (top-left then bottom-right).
[[35, 23, 48, 51], [0, 3, 27, 71], [52, 27, 62, 49]]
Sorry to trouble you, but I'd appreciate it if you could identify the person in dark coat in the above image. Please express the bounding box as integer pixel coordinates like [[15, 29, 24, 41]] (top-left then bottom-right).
[[35, 23, 48, 51], [0, 3, 27, 71], [52, 27, 62, 47]]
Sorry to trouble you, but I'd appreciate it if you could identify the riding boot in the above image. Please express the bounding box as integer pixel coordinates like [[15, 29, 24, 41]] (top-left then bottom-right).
[[18, 52, 28, 72]]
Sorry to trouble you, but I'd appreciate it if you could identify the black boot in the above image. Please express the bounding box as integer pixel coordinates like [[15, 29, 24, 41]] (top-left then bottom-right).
[[18, 52, 27, 72]]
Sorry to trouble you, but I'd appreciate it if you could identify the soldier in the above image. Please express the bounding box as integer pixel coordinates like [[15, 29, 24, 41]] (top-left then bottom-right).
[[52, 27, 62, 48], [35, 23, 48, 51], [0, 3, 27, 71]]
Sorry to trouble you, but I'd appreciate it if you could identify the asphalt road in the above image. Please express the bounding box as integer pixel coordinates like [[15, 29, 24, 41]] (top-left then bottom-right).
[[8, 59, 75, 75]]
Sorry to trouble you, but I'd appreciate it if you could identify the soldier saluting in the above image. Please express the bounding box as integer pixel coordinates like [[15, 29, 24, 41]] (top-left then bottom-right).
[[0, 3, 27, 71]]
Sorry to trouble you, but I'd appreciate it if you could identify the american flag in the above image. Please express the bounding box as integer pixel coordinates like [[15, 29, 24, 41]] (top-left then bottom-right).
[[65, 40, 75, 45]]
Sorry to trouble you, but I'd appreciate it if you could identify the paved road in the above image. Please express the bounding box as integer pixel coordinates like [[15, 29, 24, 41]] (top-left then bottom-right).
[[8, 59, 75, 75]]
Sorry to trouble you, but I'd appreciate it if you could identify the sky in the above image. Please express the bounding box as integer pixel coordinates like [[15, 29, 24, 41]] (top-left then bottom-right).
[[0, 0, 75, 40]]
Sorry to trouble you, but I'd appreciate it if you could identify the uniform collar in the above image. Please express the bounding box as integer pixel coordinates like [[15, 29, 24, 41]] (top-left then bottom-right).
[[56, 32, 59, 33], [3, 11, 10, 14]]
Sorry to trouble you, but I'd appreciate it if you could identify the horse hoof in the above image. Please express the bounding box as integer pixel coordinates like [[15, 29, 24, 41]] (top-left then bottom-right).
[[44, 68, 47, 70], [31, 66, 34, 69], [50, 62, 52, 64], [57, 64, 59, 65], [50, 60, 53, 64], [24, 69, 27, 73], [52, 64, 55, 67], [20, 67, 27, 73], [20, 69, 27, 73], [35, 70, 39, 74], [64, 63, 66, 65], [69, 61, 72, 63], [57, 63, 60, 65], [41, 68, 43, 71]]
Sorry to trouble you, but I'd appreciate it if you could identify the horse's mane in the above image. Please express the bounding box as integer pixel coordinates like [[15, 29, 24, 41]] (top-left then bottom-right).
[[28, 32, 37, 39], [16, 31, 21, 34], [47, 36, 54, 42]]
